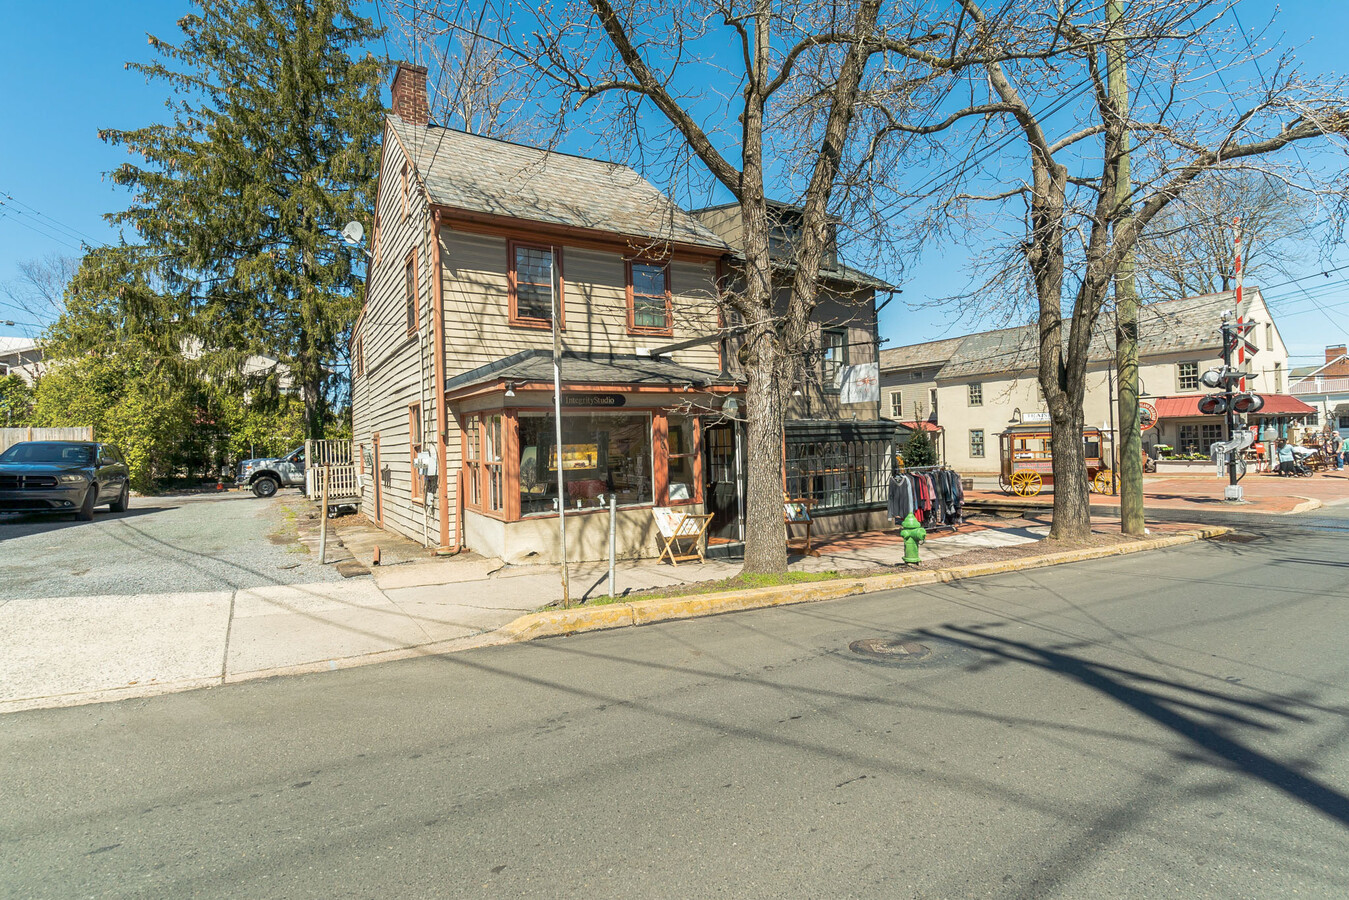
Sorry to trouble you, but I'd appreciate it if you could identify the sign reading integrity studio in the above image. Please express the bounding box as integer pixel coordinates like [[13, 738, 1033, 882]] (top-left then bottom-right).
[[561, 394, 627, 408]]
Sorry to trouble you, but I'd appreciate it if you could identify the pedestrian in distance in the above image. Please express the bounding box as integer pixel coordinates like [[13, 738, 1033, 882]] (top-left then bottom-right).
[[1330, 429, 1343, 470]]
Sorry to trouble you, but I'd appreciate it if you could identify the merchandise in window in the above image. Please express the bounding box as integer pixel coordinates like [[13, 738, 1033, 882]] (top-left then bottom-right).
[[970, 429, 985, 458], [518, 413, 653, 515]]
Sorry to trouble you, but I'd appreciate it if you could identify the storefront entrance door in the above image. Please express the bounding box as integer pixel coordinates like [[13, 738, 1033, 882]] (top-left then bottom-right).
[[703, 421, 741, 540]]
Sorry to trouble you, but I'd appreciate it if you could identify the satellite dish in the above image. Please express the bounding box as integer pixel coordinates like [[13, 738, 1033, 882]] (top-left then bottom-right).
[[340, 221, 365, 245]]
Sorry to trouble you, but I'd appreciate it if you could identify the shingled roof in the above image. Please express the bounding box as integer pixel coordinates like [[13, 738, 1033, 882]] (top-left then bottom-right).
[[389, 117, 728, 252], [888, 291, 1257, 381]]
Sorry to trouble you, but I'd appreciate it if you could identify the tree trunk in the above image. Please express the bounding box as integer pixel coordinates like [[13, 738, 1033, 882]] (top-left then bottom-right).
[[742, 340, 788, 574], [1048, 401, 1091, 541]]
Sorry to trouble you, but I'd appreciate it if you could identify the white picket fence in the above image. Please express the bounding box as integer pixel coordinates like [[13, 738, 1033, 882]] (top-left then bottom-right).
[[304, 439, 360, 502], [0, 426, 95, 455]]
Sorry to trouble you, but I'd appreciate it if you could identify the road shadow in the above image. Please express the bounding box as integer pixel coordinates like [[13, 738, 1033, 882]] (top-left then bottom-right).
[[0, 506, 168, 543], [922, 623, 1349, 829]]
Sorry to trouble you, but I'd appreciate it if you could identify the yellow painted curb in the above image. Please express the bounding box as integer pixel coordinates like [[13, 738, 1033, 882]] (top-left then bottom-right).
[[497, 527, 1230, 643]]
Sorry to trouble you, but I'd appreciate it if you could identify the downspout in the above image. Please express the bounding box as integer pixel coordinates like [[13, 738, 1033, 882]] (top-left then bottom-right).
[[432, 210, 452, 549]]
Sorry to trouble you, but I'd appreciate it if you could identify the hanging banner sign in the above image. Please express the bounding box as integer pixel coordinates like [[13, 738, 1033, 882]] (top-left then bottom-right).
[[1140, 401, 1158, 431], [837, 362, 880, 404], [561, 394, 626, 408]]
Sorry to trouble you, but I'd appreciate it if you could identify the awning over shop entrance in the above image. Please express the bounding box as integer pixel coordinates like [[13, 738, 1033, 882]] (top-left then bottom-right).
[[1151, 393, 1316, 419]]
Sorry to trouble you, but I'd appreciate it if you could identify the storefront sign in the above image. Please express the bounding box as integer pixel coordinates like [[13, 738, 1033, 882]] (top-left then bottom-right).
[[561, 393, 626, 408], [1021, 411, 1051, 424], [1140, 401, 1158, 431]]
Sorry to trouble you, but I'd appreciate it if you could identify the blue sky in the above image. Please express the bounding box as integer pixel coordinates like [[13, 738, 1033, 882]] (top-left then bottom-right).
[[2, 1, 1346, 367]]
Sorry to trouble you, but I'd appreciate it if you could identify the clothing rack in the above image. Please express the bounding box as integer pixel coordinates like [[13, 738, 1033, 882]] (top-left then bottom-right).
[[889, 465, 964, 533]]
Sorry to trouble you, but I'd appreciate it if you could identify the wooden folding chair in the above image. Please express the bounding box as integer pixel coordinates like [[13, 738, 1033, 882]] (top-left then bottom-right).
[[652, 507, 714, 566], [783, 496, 820, 557]]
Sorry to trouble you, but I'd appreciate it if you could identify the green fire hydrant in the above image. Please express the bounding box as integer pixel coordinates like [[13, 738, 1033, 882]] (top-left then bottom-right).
[[900, 513, 926, 565]]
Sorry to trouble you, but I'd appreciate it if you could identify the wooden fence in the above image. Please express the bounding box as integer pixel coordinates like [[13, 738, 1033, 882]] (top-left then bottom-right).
[[0, 426, 95, 455], [304, 439, 359, 501]]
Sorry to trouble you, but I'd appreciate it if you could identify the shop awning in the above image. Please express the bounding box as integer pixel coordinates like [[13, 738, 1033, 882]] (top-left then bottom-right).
[[897, 420, 942, 433], [445, 349, 740, 397], [1152, 393, 1316, 418]]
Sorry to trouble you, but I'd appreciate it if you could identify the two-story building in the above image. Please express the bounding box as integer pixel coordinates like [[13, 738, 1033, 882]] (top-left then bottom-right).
[[350, 64, 893, 563], [1290, 344, 1349, 440], [880, 290, 1313, 473]]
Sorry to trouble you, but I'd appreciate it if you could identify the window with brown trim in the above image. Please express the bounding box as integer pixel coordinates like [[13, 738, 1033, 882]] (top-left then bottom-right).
[[484, 414, 504, 513], [404, 251, 418, 336], [666, 414, 698, 503], [464, 415, 482, 509], [353, 336, 364, 377], [409, 404, 425, 504], [508, 242, 562, 328], [627, 260, 672, 335]]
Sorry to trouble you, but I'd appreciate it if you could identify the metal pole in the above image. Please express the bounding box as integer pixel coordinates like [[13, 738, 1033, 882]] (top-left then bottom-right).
[[1107, 362, 1118, 494], [608, 494, 617, 598], [320, 466, 329, 564], [1222, 319, 1240, 491], [1108, 0, 1144, 534], [551, 249, 570, 607], [1234, 219, 1246, 391]]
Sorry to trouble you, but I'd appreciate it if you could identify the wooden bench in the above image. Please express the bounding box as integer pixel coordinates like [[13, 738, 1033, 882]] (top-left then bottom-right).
[[653, 507, 714, 566]]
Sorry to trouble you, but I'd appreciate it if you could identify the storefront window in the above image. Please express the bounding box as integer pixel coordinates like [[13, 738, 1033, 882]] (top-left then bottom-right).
[[465, 415, 481, 508], [485, 414, 503, 512], [667, 415, 696, 502], [518, 413, 652, 515]]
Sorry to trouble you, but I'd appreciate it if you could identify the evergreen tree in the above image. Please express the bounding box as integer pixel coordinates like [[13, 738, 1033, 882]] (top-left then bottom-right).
[[901, 429, 938, 468], [99, 0, 384, 438]]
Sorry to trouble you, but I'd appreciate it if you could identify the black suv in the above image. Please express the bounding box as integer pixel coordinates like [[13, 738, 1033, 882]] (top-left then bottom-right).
[[0, 441, 131, 520]]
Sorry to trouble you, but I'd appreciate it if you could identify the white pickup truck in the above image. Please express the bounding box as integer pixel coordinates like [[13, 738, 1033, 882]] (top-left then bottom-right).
[[236, 447, 305, 498]]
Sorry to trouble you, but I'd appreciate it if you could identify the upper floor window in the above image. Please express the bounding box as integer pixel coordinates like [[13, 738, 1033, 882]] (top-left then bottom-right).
[[404, 251, 418, 336], [509, 242, 562, 329], [1265, 322, 1273, 351], [889, 390, 903, 418], [820, 328, 847, 391], [968, 382, 983, 406], [910, 369, 923, 381], [353, 336, 364, 377], [930, 388, 938, 415], [1274, 362, 1283, 393], [1178, 360, 1199, 392], [628, 261, 672, 335]]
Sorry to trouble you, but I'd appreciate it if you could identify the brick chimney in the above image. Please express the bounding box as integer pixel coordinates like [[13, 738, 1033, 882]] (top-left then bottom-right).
[[390, 62, 429, 126], [1328, 344, 1347, 364]]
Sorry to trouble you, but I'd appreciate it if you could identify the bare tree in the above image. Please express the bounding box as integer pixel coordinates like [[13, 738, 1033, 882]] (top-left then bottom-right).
[[1137, 169, 1313, 301], [1, 254, 78, 344], [382, 1, 538, 141], [396, 0, 1017, 572], [884, 0, 1349, 541]]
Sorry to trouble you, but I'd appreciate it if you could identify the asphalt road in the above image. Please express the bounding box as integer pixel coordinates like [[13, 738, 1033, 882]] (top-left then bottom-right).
[[0, 489, 341, 601], [3, 509, 1348, 898]]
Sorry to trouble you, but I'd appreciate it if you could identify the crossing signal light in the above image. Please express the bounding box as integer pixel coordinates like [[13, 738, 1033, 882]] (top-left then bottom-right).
[[1231, 393, 1265, 414], [1198, 395, 1228, 415]]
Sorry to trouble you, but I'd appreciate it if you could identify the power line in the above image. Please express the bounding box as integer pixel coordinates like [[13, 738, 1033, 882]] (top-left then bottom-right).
[[0, 191, 102, 246]]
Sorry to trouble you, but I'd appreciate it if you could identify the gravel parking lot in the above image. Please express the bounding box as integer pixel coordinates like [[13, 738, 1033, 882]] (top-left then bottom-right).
[[0, 490, 342, 602]]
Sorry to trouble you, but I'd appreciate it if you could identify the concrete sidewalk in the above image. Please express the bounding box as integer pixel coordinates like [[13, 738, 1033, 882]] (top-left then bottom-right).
[[0, 507, 1199, 714]]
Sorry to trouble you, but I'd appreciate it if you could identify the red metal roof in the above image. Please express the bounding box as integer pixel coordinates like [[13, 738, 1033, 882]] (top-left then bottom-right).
[[1152, 394, 1316, 418], [899, 420, 942, 432]]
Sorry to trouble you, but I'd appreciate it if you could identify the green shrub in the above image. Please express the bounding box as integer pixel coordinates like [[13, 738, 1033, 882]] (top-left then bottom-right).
[[900, 428, 938, 467]]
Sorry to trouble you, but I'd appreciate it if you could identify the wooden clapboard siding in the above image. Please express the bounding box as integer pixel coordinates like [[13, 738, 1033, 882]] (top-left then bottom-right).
[[351, 123, 440, 545]]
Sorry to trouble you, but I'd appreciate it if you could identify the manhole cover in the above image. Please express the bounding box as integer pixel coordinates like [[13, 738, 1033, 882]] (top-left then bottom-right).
[[849, 638, 934, 662]]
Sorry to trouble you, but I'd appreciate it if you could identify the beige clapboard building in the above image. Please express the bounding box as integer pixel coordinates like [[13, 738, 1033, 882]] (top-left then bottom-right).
[[350, 64, 891, 563], [880, 290, 1305, 474]]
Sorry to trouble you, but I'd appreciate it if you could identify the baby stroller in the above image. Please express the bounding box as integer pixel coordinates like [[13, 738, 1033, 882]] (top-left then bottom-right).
[[1277, 445, 1314, 477]]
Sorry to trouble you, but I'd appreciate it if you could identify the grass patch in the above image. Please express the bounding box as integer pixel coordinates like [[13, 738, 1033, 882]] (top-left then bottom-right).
[[579, 570, 844, 607]]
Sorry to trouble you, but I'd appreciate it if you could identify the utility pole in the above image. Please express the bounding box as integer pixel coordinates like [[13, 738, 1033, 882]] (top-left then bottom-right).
[[1107, 0, 1144, 535]]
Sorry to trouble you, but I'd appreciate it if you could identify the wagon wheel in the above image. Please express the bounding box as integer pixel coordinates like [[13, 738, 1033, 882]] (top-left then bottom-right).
[[1011, 471, 1042, 496], [1091, 469, 1119, 495], [998, 473, 1015, 495]]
